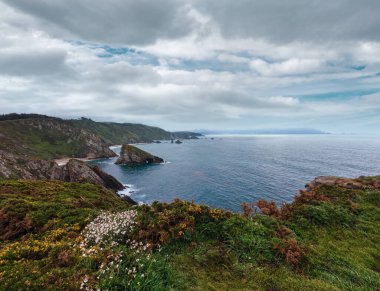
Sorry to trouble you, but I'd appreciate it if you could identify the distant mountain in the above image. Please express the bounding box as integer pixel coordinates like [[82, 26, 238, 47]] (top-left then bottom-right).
[[199, 128, 329, 135]]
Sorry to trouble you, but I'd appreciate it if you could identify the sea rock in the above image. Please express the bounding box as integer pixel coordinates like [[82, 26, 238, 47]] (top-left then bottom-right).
[[115, 144, 164, 165], [175, 140, 182, 144]]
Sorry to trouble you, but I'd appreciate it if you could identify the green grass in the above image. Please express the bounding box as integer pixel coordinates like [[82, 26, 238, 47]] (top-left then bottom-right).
[[0, 180, 130, 240], [0, 118, 99, 159], [0, 180, 379, 290]]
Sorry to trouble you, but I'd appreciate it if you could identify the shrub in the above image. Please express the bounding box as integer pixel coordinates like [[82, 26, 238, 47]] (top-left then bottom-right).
[[274, 238, 306, 269], [291, 202, 355, 227], [135, 199, 230, 245], [220, 215, 276, 262]]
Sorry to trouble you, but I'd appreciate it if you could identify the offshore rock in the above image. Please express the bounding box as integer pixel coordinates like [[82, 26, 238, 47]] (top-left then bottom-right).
[[115, 144, 164, 165]]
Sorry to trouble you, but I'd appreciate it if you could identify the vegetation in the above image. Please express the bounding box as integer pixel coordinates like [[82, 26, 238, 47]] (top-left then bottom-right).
[[0, 115, 201, 160], [72, 118, 175, 144], [0, 113, 53, 121], [0, 178, 379, 290], [0, 118, 113, 159]]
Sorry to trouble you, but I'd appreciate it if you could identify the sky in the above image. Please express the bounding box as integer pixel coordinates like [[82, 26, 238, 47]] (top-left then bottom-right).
[[0, 0, 380, 133]]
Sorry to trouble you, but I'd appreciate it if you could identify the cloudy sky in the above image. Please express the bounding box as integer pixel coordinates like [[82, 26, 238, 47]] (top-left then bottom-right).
[[0, 0, 380, 133]]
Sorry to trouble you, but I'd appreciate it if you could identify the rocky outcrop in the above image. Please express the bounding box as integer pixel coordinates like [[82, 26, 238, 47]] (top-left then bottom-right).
[[0, 151, 126, 192], [89, 164, 125, 191], [305, 176, 380, 191], [62, 159, 124, 191], [115, 144, 164, 165]]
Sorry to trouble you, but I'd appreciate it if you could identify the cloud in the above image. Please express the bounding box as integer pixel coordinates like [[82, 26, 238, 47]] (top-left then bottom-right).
[[196, 0, 380, 44], [0, 50, 69, 76], [0, 0, 379, 133], [3, 0, 197, 45], [250, 58, 323, 76]]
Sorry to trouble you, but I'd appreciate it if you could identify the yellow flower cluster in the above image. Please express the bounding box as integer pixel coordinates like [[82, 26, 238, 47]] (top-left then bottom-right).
[[187, 204, 202, 214], [0, 226, 80, 262], [210, 208, 224, 220]]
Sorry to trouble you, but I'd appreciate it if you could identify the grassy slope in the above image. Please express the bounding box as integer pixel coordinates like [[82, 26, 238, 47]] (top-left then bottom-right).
[[0, 116, 200, 160], [71, 118, 174, 144], [171, 185, 380, 290], [0, 118, 99, 159], [0, 180, 379, 290], [0, 180, 131, 289]]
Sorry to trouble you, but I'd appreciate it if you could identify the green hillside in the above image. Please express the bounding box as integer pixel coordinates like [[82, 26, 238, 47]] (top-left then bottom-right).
[[0, 114, 201, 160], [1, 177, 379, 290], [0, 117, 115, 160], [71, 118, 174, 144]]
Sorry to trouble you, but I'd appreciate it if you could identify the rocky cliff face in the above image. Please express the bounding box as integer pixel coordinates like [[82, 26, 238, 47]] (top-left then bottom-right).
[[0, 151, 128, 193], [115, 144, 164, 165], [63, 159, 125, 191]]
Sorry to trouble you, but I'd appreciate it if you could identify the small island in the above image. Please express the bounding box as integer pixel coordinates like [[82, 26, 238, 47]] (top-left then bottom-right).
[[115, 144, 164, 165]]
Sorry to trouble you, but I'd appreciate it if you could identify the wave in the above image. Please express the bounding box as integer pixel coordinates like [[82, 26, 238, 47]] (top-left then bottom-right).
[[118, 184, 138, 197]]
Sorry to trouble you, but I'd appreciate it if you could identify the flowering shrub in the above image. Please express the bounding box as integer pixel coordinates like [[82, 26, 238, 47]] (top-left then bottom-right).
[[76, 209, 178, 290], [0, 225, 80, 262], [135, 199, 231, 244], [80, 210, 137, 247]]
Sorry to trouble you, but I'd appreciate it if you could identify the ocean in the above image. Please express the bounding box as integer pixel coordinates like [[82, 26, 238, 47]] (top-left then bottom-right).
[[90, 135, 380, 212]]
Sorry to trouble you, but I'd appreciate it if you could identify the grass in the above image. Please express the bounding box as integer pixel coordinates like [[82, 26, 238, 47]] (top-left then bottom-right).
[[0, 179, 379, 290], [0, 117, 175, 160]]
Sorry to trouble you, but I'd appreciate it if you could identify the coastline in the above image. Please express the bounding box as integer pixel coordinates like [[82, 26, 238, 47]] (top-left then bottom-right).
[[54, 157, 95, 166], [54, 145, 122, 166]]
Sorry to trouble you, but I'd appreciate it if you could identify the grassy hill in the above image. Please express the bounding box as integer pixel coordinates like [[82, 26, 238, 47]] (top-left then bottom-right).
[[0, 114, 202, 160], [0, 117, 115, 160], [0, 177, 379, 290], [71, 118, 174, 144]]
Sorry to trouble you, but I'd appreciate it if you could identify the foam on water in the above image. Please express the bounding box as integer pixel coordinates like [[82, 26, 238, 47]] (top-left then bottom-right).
[[118, 184, 138, 197]]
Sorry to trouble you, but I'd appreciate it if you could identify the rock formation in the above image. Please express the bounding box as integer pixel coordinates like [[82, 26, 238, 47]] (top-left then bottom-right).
[[115, 144, 164, 165], [0, 151, 127, 192], [63, 159, 125, 191]]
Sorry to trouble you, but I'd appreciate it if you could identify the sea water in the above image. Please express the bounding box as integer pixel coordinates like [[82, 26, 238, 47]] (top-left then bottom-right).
[[90, 135, 380, 212]]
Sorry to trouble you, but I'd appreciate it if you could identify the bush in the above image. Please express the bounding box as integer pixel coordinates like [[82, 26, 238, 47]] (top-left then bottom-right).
[[220, 215, 277, 263], [135, 200, 230, 245], [291, 202, 355, 227]]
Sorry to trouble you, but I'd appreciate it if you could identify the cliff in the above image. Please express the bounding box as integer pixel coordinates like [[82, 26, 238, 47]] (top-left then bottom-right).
[[0, 150, 129, 193], [115, 144, 164, 165]]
